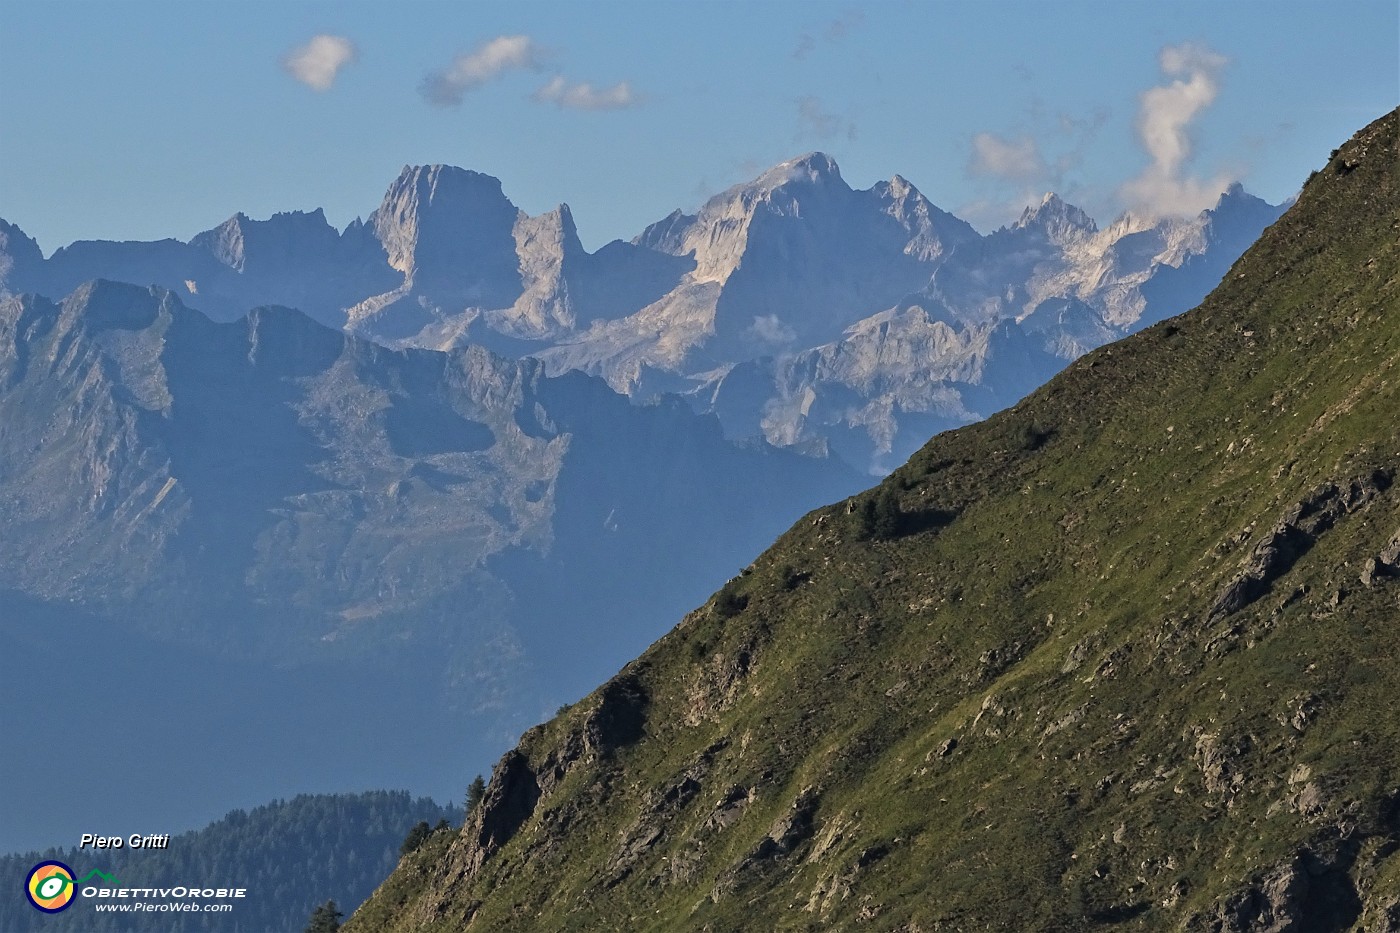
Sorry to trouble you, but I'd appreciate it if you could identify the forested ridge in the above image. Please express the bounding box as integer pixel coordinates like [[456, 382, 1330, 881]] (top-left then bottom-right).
[[4, 791, 454, 932]]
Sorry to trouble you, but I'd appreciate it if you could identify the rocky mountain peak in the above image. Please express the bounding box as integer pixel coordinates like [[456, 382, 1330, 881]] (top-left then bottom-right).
[[1193, 181, 1288, 265], [191, 209, 340, 273], [1013, 193, 1098, 238], [632, 208, 695, 254], [59, 279, 178, 334], [242, 302, 349, 374], [869, 175, 979, 262], [0, 219, 45, 293], [751, 152, 846, 193], [1099, 209, 1158, 242], [540, 203, 582, 249], [370, 165, 521, 277], [1206, 181, 1275, 223], [0, 219, 43, 264], [885, 173, 914, 197]]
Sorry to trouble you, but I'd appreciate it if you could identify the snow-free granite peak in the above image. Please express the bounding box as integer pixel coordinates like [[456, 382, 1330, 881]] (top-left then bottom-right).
[[0, 154, 1284, 472]]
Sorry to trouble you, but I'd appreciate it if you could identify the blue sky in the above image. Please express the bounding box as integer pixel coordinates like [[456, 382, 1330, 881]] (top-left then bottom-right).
[[2, 1, 1395, 253]]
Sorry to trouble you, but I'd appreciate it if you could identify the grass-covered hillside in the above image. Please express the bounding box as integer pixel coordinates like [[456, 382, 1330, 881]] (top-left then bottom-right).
[[348, 109, 1399, 932]]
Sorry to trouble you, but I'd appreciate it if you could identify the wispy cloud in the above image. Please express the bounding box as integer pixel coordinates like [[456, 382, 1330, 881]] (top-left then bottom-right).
[[1119, 41, 1233, 217], [420, 35, 541, 107], [794, 8, 865, 59], [796, 96, 856, 142], [533, 76, 639, 111], [747, 314, 797, 346], [960, 42, 1236, 228], [961, 105, 1110, 230], [955, 196, 1030, 234], [282, 35, 358, 92], [968, 133, 1044, 181]]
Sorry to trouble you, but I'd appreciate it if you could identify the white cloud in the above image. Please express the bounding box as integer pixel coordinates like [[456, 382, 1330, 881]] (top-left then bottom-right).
[[282, 35, 358, 92], [532, 76, 639, 111], [748, 314, 797, 346], [421, 35, 540, 107], [1120, 41, 1233, 217], [968, 132, 1044, 181], [955, 192, 1051, 234], [962, 105, 1109, 226]]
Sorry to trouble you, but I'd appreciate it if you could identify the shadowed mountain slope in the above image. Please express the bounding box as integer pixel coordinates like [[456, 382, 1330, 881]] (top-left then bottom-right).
[[0, 284, 861, 852], [348, 110, 1399, 932]]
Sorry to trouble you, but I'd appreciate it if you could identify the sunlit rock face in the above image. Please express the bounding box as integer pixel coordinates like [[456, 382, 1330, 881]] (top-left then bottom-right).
[[0, 157, 1282, 473]]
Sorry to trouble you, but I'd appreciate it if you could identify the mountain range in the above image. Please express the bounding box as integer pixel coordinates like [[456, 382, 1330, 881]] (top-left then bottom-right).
[[0, 154, 1284, 473], [0, 280, 860, 853], [0, 134, 1285, 864], [344, 109, 1400, 931]]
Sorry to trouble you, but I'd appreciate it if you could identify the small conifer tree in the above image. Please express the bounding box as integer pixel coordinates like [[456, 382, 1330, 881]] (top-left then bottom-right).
[[305, 900, 342, 933], [859, 488, 902, 540], [399, 820, 431, 856], [466, 775, 486, 816]]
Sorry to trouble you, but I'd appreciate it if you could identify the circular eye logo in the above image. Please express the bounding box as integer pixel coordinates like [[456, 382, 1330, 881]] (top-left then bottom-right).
[[26, 861, 77, 913]]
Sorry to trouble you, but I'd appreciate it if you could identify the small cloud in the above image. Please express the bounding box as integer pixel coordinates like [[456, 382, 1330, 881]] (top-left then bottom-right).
[[796, 96, 856, 142], [1119, 41, 1233, 217], [963, 105, 1111, 230], [282, 34, 358, 91], [532, 76, 639, 111], [968, 132, 1044, 181], [421, 35, 540, 107], [955, 194, 1045, 234], [748, 314, 797, 346]]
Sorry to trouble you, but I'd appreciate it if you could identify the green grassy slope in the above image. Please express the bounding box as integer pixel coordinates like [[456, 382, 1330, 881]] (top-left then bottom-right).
[[347, 109, 1399, 932]]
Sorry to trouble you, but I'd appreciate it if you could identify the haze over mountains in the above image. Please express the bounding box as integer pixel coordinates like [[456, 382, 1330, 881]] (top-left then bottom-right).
[[0, 280, 859, 852], [0, 153, 1283, 473]]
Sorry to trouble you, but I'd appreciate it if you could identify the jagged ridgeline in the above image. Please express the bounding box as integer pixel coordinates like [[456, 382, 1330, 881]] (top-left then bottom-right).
[[0, 275, 860, 853], [0, 147, 1285, 475], [347, 111, 1399, 931], [0, 792, 453, 933]]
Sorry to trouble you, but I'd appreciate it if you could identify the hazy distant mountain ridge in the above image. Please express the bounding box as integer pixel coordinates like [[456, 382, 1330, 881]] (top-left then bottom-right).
[[537, 154, 981, 393], [694, 182, 1286, 471], [0, 280, 856, 659], [0, 156, 1284, 472], [0, 280, 861, 850]]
